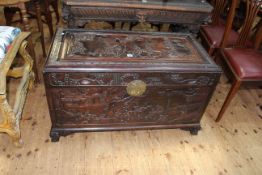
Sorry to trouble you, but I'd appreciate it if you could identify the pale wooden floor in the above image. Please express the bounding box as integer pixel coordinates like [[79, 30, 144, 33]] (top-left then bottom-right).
[[0, 7, 262, 175]]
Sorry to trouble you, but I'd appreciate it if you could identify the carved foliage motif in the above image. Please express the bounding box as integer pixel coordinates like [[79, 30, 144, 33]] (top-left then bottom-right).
[[48, 73, 217, 87], [66, 7, 209, 24]]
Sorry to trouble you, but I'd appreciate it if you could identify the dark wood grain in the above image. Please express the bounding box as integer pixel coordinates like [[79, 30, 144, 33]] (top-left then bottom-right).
[[62, 0, 212, 34], [43, 29, 221, 141]]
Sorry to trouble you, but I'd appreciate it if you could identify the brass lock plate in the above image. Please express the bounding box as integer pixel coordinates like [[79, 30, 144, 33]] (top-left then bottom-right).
[[126, 80, 147, 97]]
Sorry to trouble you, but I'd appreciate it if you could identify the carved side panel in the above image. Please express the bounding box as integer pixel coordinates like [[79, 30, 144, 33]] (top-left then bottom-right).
[[69, 7, 209, 24], [63, 6, 210, 30], [51, 86, 210, 126]]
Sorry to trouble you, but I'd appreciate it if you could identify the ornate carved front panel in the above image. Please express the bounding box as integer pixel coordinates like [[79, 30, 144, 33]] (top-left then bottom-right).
[[47, 72, 218, 87], [51, 86, 209, 127]]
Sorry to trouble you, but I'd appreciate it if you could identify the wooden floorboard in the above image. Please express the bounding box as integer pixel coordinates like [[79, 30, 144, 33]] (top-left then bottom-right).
[[1, 59, 262, 175], [0, 6, 262, 175]]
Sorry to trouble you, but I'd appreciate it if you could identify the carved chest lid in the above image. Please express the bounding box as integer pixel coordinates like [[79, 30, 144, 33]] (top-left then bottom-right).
[[63, 0, 212, 12], [45, 28, 220, 73]]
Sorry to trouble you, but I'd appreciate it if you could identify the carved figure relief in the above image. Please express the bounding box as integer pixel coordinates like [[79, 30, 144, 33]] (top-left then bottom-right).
[[60, 32, 202, 62], [52, 85, 208, 126]]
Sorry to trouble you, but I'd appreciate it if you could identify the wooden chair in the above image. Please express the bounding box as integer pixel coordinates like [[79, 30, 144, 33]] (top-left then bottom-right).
[[0, 32, 34, 146], [199, 0, 240, 56], [24, 0, 60, 38], [4, 0, 59, 37], [3, 0, 47, 57], [0, 0, 43, 82], [215, 0, 262, 122]]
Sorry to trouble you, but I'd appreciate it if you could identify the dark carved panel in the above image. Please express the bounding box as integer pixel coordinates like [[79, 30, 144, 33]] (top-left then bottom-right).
[[61, 32, 201, 61], [62, 0, 212, 32], [47, 73, 218, 87], [51, 86, 208, 126], [69, 7, 209, 24]]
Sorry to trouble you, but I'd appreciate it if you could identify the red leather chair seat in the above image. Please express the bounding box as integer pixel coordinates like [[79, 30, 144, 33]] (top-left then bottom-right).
[[223, 48, 262, 79], [201, 25, 239, 48]]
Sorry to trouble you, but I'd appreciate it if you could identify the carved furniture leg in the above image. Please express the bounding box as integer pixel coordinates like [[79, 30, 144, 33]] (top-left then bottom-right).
[[50, 130, 60, 142], [189, 127, 201, 135], [34, 0, 46, 57], [13, 41, 35, 117], [3, 7, 17, 26], [44, 0, 54, 38], [50, 129, 75, 142], [0, 94, 22, 147], [50, 0, 60, 24], [181, 126, 201, 135], [19, 2, 40, 82], [0, 40, 34, 147]]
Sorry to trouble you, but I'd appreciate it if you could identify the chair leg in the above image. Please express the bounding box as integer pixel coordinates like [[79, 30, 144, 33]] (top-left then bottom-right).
[[44, 0, 54, 38], [14, 40, 35, 118], [50, 0, 60, 24], [215, 80, 242, 122], [0, 40, 34, 147], [20, 2, 40, 83], [207, 47, 215, 57], [0, 94, 23, 147], [3, 7, 16, 26], [34, 1, 46, 57]]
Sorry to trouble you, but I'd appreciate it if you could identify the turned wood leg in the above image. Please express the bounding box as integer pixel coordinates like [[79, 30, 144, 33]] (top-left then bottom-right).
[[20, 3, 40, 83], [44, 0, 54, 38], [0, 94, 23, 147], [50, 0, 60, 24], [215, 80, 242, 122], [35, 1, 46, 57], [3, 7, 16, 26], [0, 40, 34, 147], [13, 41, 35, 117]]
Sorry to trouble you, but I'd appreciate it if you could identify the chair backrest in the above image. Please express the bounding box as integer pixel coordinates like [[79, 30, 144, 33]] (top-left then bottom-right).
[[220, 0, 238, 48], [254, 25, 262, 50], [236, 0, 262, 47], [210, 0, 229, 25], [221, 0, 262, 49]]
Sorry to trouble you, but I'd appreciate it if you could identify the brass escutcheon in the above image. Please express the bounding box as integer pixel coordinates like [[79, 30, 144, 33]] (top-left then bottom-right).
[[126, 80, 147, 97]]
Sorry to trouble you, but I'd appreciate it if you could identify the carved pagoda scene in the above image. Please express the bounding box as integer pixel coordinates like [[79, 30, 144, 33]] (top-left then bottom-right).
[[59, 31, 204, 63], [0, 0, 262, 175]]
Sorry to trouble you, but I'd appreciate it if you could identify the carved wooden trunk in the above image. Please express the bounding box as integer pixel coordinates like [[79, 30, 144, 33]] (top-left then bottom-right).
[[43, 28, 221, 141]]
